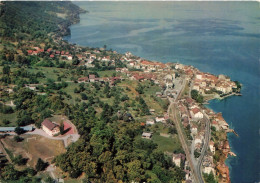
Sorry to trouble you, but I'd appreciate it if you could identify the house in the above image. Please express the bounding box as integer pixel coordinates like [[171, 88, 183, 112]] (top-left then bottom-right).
[[42, 119, 60, 136], [155, 117, 166, 123], [156, 92, 163, 97], [27, 50, 33, 55], [172, 153, 185, 167], [182, 117, 189, 127], [67, 55, 73, 60], [78, 77, 89, 83], [142, 132, 152, 139], [146, 119, 155, 125], [209, 141, 215, 154], [190, 108, 203, 119], [194, 136, 202, 145], [149, 109, 155, 114], [203, 166, 215, 175], [164, 113, 169, 121], [191, 124, 198, 135], [89, 75, 96, 82], [215, 113, 229, 130], [211, 120, 220, 131]]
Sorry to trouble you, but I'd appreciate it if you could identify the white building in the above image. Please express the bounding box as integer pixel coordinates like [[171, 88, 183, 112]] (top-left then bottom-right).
[[146, 119, 155, 125], [42, 119, 60, 136], [190, 108, 203, 119], [209, 141, 215, 154], [203, 166, 215, 175]]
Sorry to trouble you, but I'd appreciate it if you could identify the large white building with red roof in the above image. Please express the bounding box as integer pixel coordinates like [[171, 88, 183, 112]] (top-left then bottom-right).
[[42, 119, 60, 136], [190, 107, 203, 119]]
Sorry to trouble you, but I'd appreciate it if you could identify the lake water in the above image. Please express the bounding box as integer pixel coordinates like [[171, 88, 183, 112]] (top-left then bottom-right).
[[65, 2, 260, 182]]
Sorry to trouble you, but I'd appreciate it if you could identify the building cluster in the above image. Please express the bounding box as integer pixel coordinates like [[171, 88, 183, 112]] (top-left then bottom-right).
[[144, 113, 169, 126], [27, 47, 73, 60], [174, 63, 237, 95], [78, 75, 122, 86], [126, 59, 168, 72], [193, 72, 237, 95]]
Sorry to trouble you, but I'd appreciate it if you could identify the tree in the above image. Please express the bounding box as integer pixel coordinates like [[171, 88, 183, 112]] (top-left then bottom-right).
[[194, 150, 201, 158], [1, 165, 20, 180], [81, 93, 88, 100], [60, 122, 64, 135], [203, 172, 217, 183], [2, 119, 10, 125], [35, 158, 48, 171], [168, 127, 177, 134], [14, 135, 24, 142], [191, 90, 204, 103], [3, 65, 10, 75], [44, 176, 56, 183], [13, 154, 28, 165], [14, 127, 25, 135], [136, 83, 144, 94]]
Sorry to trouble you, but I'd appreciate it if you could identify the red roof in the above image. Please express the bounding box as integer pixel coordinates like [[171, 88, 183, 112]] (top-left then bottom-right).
[[50, 54, 54, 58], [191, 108, 200, 114], [133, 74, 144, 81], [212, 120, 218, 125], [78, 77, 88, 81], [42, 119, 57, 131], [27, 50, 33, 54], [89, 74, 96, 79], [186, 97, 193, 104], [56, 51, 60, 54]]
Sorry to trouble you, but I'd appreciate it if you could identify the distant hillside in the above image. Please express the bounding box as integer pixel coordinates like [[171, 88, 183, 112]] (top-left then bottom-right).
[[0, 1, 86, 41]]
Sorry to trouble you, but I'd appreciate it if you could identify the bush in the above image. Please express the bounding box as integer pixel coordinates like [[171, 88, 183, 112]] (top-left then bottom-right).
[[14, 136, 24, 142], [35, 158, 48, 172], [2, 119, 10, 125], [14, 127, 25, 135]]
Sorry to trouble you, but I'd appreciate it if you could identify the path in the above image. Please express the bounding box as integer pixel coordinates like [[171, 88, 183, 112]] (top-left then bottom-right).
[[0, 140, 12, 163]]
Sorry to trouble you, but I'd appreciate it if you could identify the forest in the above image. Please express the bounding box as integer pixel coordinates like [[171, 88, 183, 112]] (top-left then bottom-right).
[[0, 2, 185, 182]]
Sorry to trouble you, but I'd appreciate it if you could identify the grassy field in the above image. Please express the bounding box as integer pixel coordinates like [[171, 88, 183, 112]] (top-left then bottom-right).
[[97, 70, 117, 77], [152, 133, 182, 153], [0, 112, 18, 127], [2, 134, 66, 167]]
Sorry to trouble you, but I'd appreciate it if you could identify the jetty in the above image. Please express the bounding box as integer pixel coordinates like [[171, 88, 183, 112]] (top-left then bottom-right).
[[229, 152, 237, 157], [227, 129, 239, 137]]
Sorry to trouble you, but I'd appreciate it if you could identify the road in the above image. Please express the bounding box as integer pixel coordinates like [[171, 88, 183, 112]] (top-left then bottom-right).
[[196, 112, 211, 183], [167, 78, 201, 183]]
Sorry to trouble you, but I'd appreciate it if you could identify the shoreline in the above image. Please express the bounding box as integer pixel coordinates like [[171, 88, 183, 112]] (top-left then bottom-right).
[[58, 5, 237, 183]]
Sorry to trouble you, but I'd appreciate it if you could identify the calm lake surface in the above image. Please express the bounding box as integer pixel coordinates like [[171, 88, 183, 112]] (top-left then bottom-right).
[[65, 2, 260, 182]]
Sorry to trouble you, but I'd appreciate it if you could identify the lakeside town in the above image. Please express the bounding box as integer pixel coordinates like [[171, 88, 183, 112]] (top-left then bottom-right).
[[0, 39, 240, 182], [0, 2, 241, 183]]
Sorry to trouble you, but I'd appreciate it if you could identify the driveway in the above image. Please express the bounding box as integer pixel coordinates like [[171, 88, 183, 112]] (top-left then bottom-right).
[[26, 128, 80, 148]]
